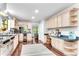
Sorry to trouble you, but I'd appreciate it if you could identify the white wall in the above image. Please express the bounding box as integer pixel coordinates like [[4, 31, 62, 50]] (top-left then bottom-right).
[[38, 20, 45, 43], [0, 3, 6, 11]]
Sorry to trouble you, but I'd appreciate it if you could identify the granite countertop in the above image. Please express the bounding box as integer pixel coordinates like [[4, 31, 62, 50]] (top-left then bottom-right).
[[0, 34, 16, 44], [50, 35, 79, 42]]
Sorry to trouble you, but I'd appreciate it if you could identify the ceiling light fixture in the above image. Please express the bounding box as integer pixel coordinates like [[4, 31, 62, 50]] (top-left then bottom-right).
[[35, 9, 39, 14], [32, 16, 35, 19]]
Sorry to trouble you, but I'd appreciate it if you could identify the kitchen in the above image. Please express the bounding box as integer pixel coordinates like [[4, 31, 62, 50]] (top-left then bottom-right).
[[0, 3, 79, 56]]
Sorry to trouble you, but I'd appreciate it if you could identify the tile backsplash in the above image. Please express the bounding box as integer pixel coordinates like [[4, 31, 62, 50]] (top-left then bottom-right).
[[61, 31, 69, 36], [47, 27, 79, 37]]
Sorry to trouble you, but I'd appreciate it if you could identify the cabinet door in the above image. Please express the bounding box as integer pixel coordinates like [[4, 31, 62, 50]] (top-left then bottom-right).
[[51, 18, 55, 28], [51, 37, 56, 47], [27, 34, 32, 41], [19, 34, 23, 42], [50, 17, 58, 28], [46, 17, 57, 28], [54, 17, 58, 28], [51, 37, 64, 52], [51, 37, 58, 48], [46, 19, 51, 28], [49, 18, 52, 28], [56, 38, 64, 51], [61, 11, 70, 27], [57, 15, 62, 27]]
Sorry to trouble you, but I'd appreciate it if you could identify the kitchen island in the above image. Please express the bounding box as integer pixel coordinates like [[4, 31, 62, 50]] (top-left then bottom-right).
[[50, 36, 79, 56]]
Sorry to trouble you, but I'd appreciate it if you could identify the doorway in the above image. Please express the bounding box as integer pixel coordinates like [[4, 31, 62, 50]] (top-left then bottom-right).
[[32, 25, 38, 43]]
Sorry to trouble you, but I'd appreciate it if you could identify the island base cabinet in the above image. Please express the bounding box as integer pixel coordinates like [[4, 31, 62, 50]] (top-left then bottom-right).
[[63, 41, 78, 56], [56, 39, 64, 52], [19, 34, 23, 42], [51, 37, 64, 52]]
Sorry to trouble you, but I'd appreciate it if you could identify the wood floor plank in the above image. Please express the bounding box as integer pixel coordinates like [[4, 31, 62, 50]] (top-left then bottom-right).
[[11, 40, 65, 56]]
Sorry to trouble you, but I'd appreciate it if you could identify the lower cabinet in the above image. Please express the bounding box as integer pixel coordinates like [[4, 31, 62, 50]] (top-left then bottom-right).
[[27, 33, 32, 42], [63, 41, 78, 56], [0, 35, 19, 56], [57, 38, 64, 51], [51, 37, 57, 48], [19, 34, 23, 42], [51, 37, 64, 52], [44, 35, 47, 43], [51, 37, 78, 56], [0, 40, 13, 56]]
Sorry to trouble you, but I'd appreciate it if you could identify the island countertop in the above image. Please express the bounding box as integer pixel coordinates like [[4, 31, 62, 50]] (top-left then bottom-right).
[[50, 35, 79, 42]]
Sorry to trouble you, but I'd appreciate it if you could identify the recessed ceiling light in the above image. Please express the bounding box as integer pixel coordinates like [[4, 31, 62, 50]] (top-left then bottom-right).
[[32, 16, 35, 19], [35, 9, 39, 14]]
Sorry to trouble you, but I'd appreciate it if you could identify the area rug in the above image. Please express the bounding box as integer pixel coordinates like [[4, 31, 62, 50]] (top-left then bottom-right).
[[21, 44, 56, 56]]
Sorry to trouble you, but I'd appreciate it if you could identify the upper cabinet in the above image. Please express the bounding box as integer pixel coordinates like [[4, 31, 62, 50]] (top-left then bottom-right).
[[46, 19, 51, 28], [46, 16, 58, 28], [69, 8, 78, 26], [61, 10, 70, 27], [46, 6, 79, 29], [50, 17, 55, 28], [54, 17, 58, 28], [57, 15, 62, 27]]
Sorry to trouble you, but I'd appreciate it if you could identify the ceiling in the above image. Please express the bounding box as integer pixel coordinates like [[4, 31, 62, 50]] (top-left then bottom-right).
[[7, 3, 74, 22]]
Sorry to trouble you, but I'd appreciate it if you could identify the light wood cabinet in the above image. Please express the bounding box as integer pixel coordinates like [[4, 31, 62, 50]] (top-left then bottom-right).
[[46, 17, 58, 28], [51, 37, 64, 52], [27, 33, 32, 42], [51, 37, 56, 48], [46, 7, 78, 29], [51, 37, 78, 55], [57, 15, 62, 27], [19, 34, 23, 42], [52, 17, 58, 28], [61, 11, 70, 27], [46, 19, 51, 28], [69, 8, 78, 26], [46, 11, 70, 28], [56, 38, 64, 51], [49, 18, 53, 28], [51, 18, 55, 28], [46, 18, 54, 28], [54, 17, 58, 28], [63, 41, 78, 55]]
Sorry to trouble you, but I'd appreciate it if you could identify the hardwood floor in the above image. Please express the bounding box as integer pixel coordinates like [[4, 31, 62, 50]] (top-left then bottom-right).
[[11, 40, 65, 56], [11, 42, 22, 56], [44, 44, 65, 56]]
